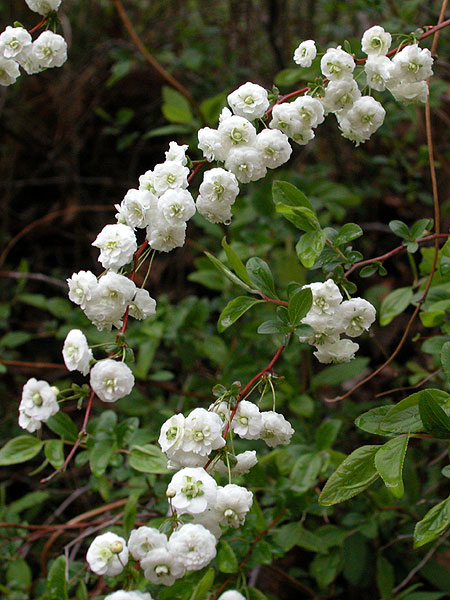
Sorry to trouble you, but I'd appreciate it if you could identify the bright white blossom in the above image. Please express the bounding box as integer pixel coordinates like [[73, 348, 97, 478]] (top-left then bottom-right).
[[115, 189, 156, 229], [197, 127, 226, 162], [128, 289, 157, 320], [104, 592, 153, 600], [32, 31, 67, 68], [361, 25, 391, 56], [128, 527, 168, 561], [138, 170, 157, 194], [227, 82, 269, 120], [231, 400, 263, 440], [303, 279, 343, 316], [338, 96, 386, 145], [338, 298, 376, 337], [214, 450, 258, 477], [140, 547, 185, 586], [82, 271, 136, 331], [314, 338, 359, 364], [165, 141, 189, 165], [218, 115, 257, 151], [182, 408, 226, 456], [322, 79, 361, 114], [168, 523, 217, 570], [153, 161, 189, 195], [146, 217, 186, 253], [86, 532, 128, 576], [291, 96, 325, 128], [90, 359, 134, 403], [321, 46, 355, 80], [293, 40, 316, 67], [0, 57, 20, 86], [157, 189, 196, 225], [67, 270, 98, 309], [92, 223, 137, 270], [0, 27, 32, 59], [260, 411, 294, 447], [167, 467, 218, 515], [159, 414, 186, 454], [19, 378, 59, 432], [390, 44, 433, 83], [25, 0, 62, 15], [215, 484, 253, 528], [365, 56, 392, 92], [198, 168, 239, 205], [218, 592, 246, 600], [388, 80, 429, 104], [62, 329, 92, 375], [224, 146, 266, 184], [255, 129, 292, 169]]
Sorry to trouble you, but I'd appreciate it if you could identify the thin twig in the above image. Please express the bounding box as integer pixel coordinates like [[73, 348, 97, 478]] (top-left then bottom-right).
[[375, 368, 441, 398], [0, 270, 67, 289]]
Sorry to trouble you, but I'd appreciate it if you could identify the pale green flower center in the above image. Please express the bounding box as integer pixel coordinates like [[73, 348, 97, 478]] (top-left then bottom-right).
[[166, 426, 179, 441], [155, 565, 169, 576], [166, 173, 176, 184], [32, 393, 43, 407], [181, 476, 204, 500], [244, 94, 254, 105]]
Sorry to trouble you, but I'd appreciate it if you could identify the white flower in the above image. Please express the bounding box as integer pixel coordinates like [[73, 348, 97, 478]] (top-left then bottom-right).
[[214, 450, 258, 477], [92, 223, 137, 271], [291, 96, 325, 128], [140, 547, 185, 586], [218, 591, 246, 600], [219, 107, 233, 123], [157, 189, 196, 225], [390, 44, 433, 83], [153, 161, 189, 195], [215, 484, 253, 528], [255, 129, 292, 169], [227, 82, 269, 120], [365, 56, 392, 91], [299, 311, 341, 346], [260, 411, 294, 447], [303, 279, 343, 316], [198, 127, 226, 162], [165, 141, 189, 165], [104, 592, 153, 600], [90, 359, 134, 403], [322, 79, 361, 114], [168, 523, 217, 570], [361, 25, 391, 56], [182, 408, 225, 456], [33, 31, 67, 68], [208, 400, 231, 428], [167, 467, 218, 515], [25, 0, 62, 15], [146, 217, 186, 252], [62, 329, 93, 376], [388, 80, 428, 104], [231, 400, 263, 440], [321, 46, 355, 80], [0, 27, 32, 59], [115, 189, 157, 229], [159, 414, 186, 454], [67, 270, 98, 309], [128, 527, 168, 561], [224, 146, 266, 184], [86, 532, 128, 577], [293, 40, 317, 67], [269, 103, 315, 145], [338, 298, 376, 337], [138, 170, 157, 195], [198, 168, 239, 205], [196, 196, 233, 224], [191, 509, 223, 539], [166, 450, 206, 470], [313, 338, 359, 364], [16, 46, 42, 75], [128, 289, 156, 320], [19, 378, 59, 432], [338, 96, 385, 145], [83, 271, 136, 331], [0, 57, 20, 86], [218, 115, 257, 151]]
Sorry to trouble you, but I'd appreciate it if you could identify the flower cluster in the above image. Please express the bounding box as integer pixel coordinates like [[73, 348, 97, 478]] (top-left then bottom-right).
[[87, 523, 218, 587], [298, 279, 376, 363], [0, 2, 67, 86]]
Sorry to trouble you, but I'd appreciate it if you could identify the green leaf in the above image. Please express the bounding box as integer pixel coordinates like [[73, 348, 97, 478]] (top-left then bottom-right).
[[414, 496, 450, 548], [296, 230, 326, 268], [376, 555, 395, 600], [288, 287, 312, 326], [129, 444, 171, 474], [257, 320, 290, 335], [0, 331, 32, 348], [46, 555, 68, 600], [123, 490, 142, 536], [441, 341, 450, 381], [375, 435, 409, 498], [0, 436, 44, 466], [189, 568, 215, 600], [290, 453, 323, 493], [89, 440, 114, 477], [46, 412, 78, 442], [379, 287, 413, 326], [76, 581, 88, 600], [272, 180, 314, 210], [161, 86, 193, 124], [381, 389, 449, 434], [273, 68, 304, 87], [319, 445, 380, 506], [217, 541, 238, 573], [205, 251, 256, 293], [246, 257, 278, 299], [6, 558, 31, 590], [355, 406, 392, 436], [312, 357, 369, 388], [333, 223, 363, 246], [389, 220, 410, 239], [218, 296, 264, 332], [275, 202, 320, 233], [273, 522, 327, 553], [222, 238, 253, 286], [410, 218, 431, 240], [315, 419, 342, 450], [419, 391, 450, 438], [44, 440, 65, 469], [247, 588, 270, 600], [310, 548, 342, 589]]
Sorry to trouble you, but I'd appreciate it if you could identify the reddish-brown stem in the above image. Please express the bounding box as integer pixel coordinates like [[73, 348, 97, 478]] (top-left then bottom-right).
[[344, 233, 450, 278], [120, 240, 149, 334], [188, 160, 207, 183], [40, 389, 95, 484], [259, 292, 289, 306], [29, 17, 47, 35], [266, 86, 310, 116], [1, 359, 66, 370]]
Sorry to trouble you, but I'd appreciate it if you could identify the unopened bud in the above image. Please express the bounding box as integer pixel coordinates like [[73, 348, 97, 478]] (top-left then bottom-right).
[[166, 487, 176, 498], [110, 541, 123, 554]]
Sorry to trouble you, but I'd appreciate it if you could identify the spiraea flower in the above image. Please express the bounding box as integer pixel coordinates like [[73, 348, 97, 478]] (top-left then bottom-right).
[[197, 127, 226, 162], [167, 467, 218, 515], [104, 592, 153, 600], [182, 408, 226, 456], [90, 359, 134, 402], [67, 270, 98, 309], [293, 40, 317, 68], [227, 82, 269, 120], [224, 146, 266, 184], [0, 57, 20, 86], [255, 129, 292, 169], [153, 161, 189, 195], [128, 527, 168, 561], [128, 289, 156, 320], [215, 484, 253, 528], [218, 115, 258, 151], [92, 223, 137, 271], [322, 79, 361, 114], [320, 46, 355, 80], [157, 189, 196, 225], [168, 523, 217, 570], [62, 329, 93, 376], [314, 338, 359, 364], [115, 188, 157, 229], [338, 298, 376, 337], [390, 44, 433, 83], [260, 411, 294, 447], [165, 141, 189, 165], [25, 0, 62, 15], [0, 27, 32, 59], [338, 96, 386, 145], [231, 400, 262, 440], [218, 592, 246, 600], [86, 532, 129, 576], [361, 25, 391, 56], [32, 31, 67, 68], [19, 378, 59, 432], [140, 547, 185, 585]]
